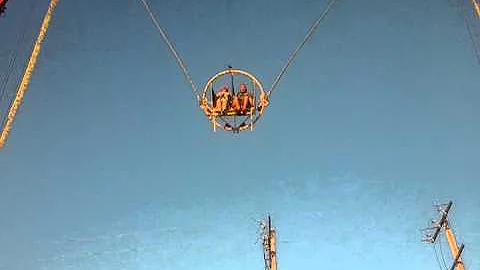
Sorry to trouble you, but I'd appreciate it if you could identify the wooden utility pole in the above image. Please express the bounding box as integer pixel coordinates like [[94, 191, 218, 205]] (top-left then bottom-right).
[[260, 215, 277, 270], [422, 201, 465, 270]]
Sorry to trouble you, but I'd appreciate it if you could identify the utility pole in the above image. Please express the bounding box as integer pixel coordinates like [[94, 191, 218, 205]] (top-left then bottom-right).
[[260, 215, 277, 270], [422, 201, 466, 270]]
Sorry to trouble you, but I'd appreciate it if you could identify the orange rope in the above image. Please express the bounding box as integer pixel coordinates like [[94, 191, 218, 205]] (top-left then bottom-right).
[[0, 0, 59, 148]]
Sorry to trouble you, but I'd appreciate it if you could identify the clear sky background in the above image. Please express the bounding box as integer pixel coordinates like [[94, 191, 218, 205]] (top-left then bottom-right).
[[0, 0, 479, 269]]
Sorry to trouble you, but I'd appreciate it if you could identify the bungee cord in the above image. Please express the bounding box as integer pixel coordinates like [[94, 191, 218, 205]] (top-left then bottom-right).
[[139, 0, 200, 101], [267, 0, 340, 97], [449, 0, 480, 65], [463, 14, 480, 65], [139, 0, 339, 104]]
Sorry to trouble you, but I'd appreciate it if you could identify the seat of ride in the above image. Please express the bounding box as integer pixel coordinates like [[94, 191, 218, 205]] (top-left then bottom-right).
[[209, 107, 255, 117]]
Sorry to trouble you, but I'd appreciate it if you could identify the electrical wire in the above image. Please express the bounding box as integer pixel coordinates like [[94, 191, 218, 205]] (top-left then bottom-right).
[[438, 232, 450, 270], [433, 243, 447, 270]]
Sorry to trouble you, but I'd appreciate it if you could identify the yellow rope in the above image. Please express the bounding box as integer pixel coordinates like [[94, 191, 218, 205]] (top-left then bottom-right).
[[0, 0, 59, 148]]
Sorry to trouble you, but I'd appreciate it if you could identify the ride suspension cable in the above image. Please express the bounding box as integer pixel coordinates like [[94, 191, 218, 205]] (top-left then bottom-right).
[[268, 0, 340, 97], [139, 0, 200, 100], [463, 15, 480, 65], [452, 0, 480, 64]]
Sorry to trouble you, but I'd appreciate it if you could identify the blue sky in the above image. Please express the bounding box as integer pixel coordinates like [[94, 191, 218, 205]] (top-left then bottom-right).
[[0, 0, 479, 269]]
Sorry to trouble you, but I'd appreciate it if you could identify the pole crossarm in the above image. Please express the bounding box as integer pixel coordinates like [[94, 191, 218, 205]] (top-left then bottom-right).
[[422, 201, 466, 270], [422, 201, 452, 243], [431, 201, 453, 243]]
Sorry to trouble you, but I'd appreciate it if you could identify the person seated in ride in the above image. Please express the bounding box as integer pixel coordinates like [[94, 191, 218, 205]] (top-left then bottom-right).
[[257, 91, 268, 114], [232, 83, 254, 115], [0, 0, 7, 15], [213, 86, 231, 114]]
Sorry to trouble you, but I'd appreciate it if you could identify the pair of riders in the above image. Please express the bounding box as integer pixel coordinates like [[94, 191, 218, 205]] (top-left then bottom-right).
[[213, 83, 254, 115]]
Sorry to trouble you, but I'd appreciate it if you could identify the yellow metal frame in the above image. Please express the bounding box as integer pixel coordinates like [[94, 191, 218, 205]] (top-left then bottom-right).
[[199, 68, 268, 132]]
